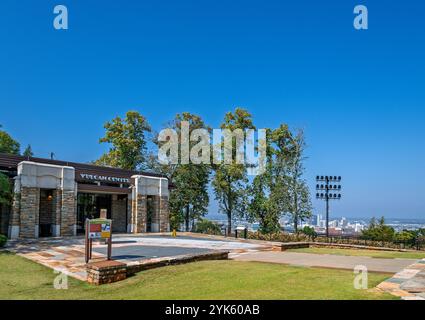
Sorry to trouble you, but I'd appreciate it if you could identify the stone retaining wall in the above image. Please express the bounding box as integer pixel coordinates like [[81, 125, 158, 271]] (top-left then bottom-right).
[[85, 250, 229, 285], [86, 260, 127, 285], [280, 242, 310, 250], [126, 250, 229, 275]]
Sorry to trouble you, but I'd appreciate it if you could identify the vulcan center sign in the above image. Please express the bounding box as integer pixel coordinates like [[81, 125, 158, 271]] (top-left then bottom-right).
[[79, 173, 130, 184]]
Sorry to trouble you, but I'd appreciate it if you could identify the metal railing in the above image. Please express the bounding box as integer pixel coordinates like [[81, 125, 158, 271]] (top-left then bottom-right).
[[313, 234, 425, 250]]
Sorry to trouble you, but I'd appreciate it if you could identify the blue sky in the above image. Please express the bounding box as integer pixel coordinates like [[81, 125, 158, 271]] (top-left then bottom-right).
[[0, 0, 424, 219]]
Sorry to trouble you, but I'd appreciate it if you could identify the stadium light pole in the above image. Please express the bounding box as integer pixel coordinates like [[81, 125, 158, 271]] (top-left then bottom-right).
[[316, 175, 342, 238]]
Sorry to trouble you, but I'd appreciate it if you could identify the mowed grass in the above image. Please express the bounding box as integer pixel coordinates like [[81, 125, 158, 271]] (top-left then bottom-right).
[[0, 251, 396, 300], [287, 247, 425, 260]]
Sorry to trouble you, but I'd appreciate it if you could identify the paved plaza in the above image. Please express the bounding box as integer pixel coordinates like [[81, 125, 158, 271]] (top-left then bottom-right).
[[4, 234, 270, 281]]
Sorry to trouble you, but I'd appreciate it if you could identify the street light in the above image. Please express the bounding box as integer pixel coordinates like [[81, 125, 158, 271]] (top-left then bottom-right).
[[316, 175, 342, 237]]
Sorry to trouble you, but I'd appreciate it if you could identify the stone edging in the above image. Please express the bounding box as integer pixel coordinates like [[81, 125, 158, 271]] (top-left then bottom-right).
[[376, 258, 425, 300], [86, 250, 230, 285]]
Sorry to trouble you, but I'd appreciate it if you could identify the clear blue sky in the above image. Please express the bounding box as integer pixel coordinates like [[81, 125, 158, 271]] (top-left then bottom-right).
[[1, 0, 424, 219]]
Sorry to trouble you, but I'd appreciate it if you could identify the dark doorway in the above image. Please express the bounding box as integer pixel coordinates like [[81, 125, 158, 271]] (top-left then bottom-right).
[[39, 189, 54, 237], [77, 193, 112, 234]]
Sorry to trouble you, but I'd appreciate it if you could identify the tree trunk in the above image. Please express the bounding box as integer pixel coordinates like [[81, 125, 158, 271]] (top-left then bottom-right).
[[227, 186, 232, 236], [185, 205, 190, 232], [293, 166, 299, 233]]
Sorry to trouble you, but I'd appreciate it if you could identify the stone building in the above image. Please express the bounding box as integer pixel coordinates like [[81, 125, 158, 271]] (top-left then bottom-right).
[[0, 153, 170, 239]]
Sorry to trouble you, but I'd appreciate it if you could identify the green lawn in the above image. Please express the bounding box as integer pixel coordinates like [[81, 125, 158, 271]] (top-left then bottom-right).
[[287, 247, 425, 260], [0, 251, 396, 300]]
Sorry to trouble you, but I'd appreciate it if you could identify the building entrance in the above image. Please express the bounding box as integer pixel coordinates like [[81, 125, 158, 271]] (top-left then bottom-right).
[[76, 193, 112, 234]]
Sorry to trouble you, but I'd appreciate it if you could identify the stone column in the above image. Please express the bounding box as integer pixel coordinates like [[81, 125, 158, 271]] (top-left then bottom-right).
[[130, 190, 147, 234], [135, 194, 147, 233], [52, 189, 62, 236], [60, 190, 76, 236], [131, 174, 169, 234], [159, 196, 169, 232], [19, 187, 39, 238], [111, 195, 127, 233], [127, 193, 133, 233]]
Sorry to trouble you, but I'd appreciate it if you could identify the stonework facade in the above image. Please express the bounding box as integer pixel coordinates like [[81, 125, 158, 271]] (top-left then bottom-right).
[[3, 160, 170, 239], [130, 175, 170, 234], [111, 195, 127, 233]]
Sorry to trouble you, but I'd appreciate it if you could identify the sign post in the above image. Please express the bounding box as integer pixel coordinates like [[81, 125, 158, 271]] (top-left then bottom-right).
[[85, 218, 112, 263]]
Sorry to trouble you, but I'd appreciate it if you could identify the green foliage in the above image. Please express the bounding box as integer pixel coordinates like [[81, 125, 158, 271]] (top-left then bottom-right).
[[95, 111, 151, 170], [284, 130, 312, 232], [152, 112, 211, 231], [0, 235, 6, 247], [394, 230, 416, 243], [22, 144, 34, 157], [247, 168, 281, 234], [247, 126, 312, 234], [194, 218, 222, 235], [361, 216, 395, 242], [0, 125, 20, 155], [0, 173, 12, 205], [301, 226, 317, 240], [212, 108, 254, 234], [169, 210, 184, 231]]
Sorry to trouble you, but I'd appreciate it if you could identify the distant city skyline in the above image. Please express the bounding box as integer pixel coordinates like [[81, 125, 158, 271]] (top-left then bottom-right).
[[1, 1, 424, 219]]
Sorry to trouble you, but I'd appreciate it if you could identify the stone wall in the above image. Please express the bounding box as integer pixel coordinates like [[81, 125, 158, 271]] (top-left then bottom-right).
[[131, 175, 170, 234], [135, 194, 147, 233], [19, 187, 39, 238], [86, 260, 127, 285], [112, 196, 127, 233], [60, 190, 76, 236], [53, 189, 62, 236], [159, 196, 169, 232]]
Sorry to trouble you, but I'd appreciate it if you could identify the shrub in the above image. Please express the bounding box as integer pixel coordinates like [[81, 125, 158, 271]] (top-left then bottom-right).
[[301, 226, 317, 240], [361, 216, 395, 241], [248, 231, 310, 242], [0, 234, 7, 247], [394, 230, 416, 243], [194, 218, 222, 235]]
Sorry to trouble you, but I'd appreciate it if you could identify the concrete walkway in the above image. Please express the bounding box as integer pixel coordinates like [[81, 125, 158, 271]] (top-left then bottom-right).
[[230, 251, 417, 273]]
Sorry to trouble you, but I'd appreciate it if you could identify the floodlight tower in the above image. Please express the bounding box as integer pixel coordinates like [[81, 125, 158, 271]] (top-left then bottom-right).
[[316, 175, 342, 237]]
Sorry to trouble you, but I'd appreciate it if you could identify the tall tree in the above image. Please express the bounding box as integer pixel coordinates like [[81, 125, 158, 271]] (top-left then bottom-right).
[[247, 170, 281, 233], [285, 130, 312, 232], [212, 108, 255, 234], [246, 125, 293, 233], [0, 125, 20, 155], [23, 144, 34, 157], [152, 112, 211, 231], [95, 111, 151, 170]]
